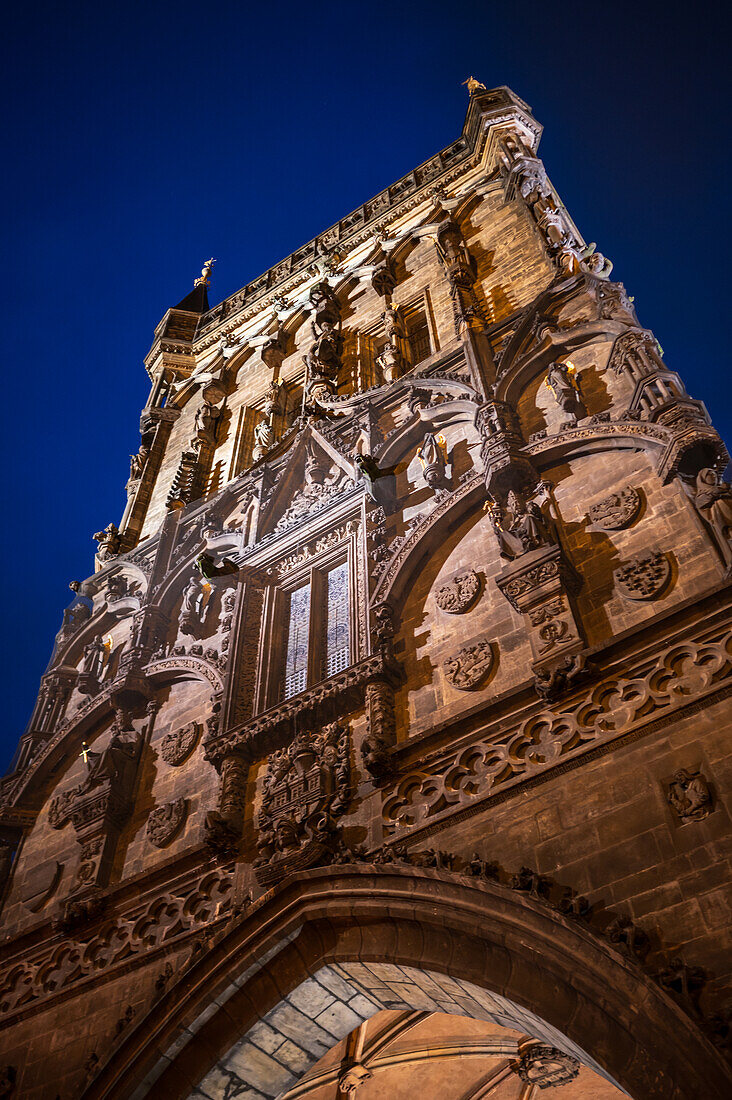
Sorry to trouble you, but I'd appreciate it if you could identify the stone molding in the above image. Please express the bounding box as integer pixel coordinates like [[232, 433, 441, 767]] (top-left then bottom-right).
[[76, 866, 731, 1100], [204, 651, 401, 769]]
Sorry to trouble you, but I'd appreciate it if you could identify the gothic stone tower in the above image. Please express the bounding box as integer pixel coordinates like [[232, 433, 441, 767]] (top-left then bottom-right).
[[0, 84, 731, 1100]]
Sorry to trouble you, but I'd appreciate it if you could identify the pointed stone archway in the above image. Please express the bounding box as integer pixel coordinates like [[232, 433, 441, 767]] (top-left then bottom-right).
[[82, 865, 732, 1100]]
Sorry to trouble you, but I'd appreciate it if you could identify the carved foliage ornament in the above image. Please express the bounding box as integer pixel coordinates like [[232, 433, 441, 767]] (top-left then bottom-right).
[[160, 722, 201, 767], [586, 486, 641, 530], [435, 569, 481, 614], [614, 550, 671, 600], [146, 799, 187, 848], [444, 640, 495, 690]]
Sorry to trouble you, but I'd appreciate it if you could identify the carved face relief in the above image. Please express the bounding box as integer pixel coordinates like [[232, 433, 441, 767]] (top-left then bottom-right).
[[146, 799, 187, 848], [435, 569, 481, 614], [443, 640, 495, 690], [160, 722, 201, 767], [586, 486, 641, 530], [614, 550, 671, 600]]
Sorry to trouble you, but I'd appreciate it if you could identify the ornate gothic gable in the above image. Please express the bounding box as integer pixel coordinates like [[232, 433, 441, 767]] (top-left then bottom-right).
[[258, 426, 359, 537]]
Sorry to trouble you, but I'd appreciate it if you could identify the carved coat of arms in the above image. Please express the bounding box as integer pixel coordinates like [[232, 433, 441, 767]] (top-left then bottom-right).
[[160, 722, 201, 766], [614, 550, 671, 600], [516, 1044, 580, 1088], [586, 486, 641, 530], [254, 722, 350, 886], [435, 569, 481, 614], [146, 799, 187, 848], [443, 640, 495, 690]]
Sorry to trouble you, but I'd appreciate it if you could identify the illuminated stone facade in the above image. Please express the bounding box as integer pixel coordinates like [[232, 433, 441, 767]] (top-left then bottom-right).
[[0, 85, 731, 1099]]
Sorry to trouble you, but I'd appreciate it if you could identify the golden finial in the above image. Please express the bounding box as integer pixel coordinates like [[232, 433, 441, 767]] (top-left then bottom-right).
[[462, 76, 486, 95], [194, 258, 216, 288]]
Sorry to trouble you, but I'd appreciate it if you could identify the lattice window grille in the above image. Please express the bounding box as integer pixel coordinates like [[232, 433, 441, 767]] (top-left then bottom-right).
[[284, 583, 311, 700], [325, 562, 350, 678]]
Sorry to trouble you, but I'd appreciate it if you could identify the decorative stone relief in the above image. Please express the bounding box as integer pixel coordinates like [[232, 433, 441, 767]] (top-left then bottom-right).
[[47, 713, 143, 891], [614, 550, 671, 600], [361, 679, 396, 781], [160, 721, 201, 766], [514, 1042, 580, 1089], [254, 722, 351, 887], [443, 640, 495, 690], [381, 626, 732, 835], [146, 799, 187, 848], [586, 487, 642, 530], [666, 769, 712, 823], [435, 569, 481, 614]]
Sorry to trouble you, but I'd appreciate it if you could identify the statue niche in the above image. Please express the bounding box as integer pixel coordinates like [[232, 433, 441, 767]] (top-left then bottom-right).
[[693, 468, 732, 575], [416, 431, 448, 493], [179, 574, 214, 636], [254, 722, 351, 887], [305, 280, 343, 401], [545, 361, 587, 428], [47, 711, 144, 892], [77, 635, 112, 696], [486, 489, 555, 561]]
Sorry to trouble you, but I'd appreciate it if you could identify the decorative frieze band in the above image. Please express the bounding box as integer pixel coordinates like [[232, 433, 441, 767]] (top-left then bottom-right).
[[381, 626, 732, 837]]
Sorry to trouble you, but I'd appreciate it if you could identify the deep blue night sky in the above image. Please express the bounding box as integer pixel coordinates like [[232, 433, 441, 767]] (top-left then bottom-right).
[[1, 1, 729, 771]]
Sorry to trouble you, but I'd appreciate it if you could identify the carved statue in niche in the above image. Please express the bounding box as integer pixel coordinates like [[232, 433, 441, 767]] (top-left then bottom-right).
[[194, 400, 220, 443], [180, 575, 212, 635], [306, 280, 342, 396], [694, 468, 732, 571], [416, 431, 447, 491], [262, 379, 281, 419], [78, 635, 110, 693], [48, 711, 143, 892], [129, 443, 149, 481], [306, 321, 343, 383], [252, 416, 274, 461], [545, 361, 587, 426], [667, 769, 713, 823], [79, 718, 140, 793], [537, 204, 571, 250], [516, 160, 550, 205], [309, 279, 341, 327], [93, 523, 120, 564], [254, 722, 351, 886], [377, 304, 405, 382], [487, 490, 554, 560]]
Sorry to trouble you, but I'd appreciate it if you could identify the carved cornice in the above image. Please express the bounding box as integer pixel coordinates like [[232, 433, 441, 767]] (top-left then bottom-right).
[[204, 652, 402, 769], [192, 88, 540, 350]]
